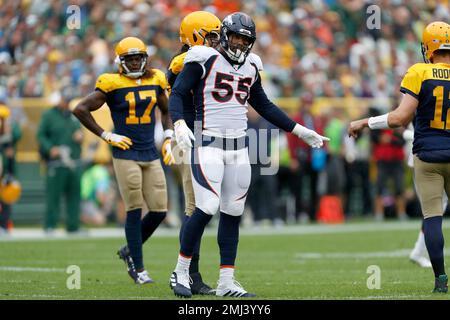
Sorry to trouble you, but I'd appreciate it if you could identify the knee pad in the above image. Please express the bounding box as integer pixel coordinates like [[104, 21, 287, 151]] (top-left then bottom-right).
[[221, 199, 245, 217], [198, 196, 220, 216]]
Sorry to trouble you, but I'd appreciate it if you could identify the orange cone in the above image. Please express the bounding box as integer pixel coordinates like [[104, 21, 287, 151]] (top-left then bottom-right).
[[316, 195, 345, 224]]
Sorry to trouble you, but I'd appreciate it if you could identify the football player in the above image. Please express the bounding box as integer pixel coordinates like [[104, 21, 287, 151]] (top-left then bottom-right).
[[73, 37, 173, 284], [169, 12, 329, 298], [349, 21, 450, 293], [166, 11, 221, 295]]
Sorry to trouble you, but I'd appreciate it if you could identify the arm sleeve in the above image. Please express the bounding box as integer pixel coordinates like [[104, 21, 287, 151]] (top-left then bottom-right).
[[248, 75, 296, 132], [168, 62, 203, 123]]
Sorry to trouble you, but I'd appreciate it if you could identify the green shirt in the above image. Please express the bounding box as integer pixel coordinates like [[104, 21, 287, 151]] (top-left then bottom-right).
[[37, 107, 81, 160]]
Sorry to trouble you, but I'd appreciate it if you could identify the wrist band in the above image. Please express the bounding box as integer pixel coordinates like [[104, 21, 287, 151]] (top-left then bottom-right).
[[368, 114, 389, 129]]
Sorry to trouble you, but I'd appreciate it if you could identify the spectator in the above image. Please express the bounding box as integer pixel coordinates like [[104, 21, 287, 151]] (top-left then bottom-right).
[[37, 87, 83, 234], [287, 93, 327, 223]]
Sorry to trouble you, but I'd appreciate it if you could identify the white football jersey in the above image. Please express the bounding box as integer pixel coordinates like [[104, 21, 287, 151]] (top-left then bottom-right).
[[184, 46, 263, 138]]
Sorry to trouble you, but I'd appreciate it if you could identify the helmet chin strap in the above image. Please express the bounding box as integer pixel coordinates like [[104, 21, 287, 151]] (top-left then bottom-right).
[[119, 56, 147, 78], [226, 47, 246, 64]]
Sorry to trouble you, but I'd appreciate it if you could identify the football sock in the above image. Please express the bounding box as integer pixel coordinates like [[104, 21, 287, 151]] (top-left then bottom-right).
[[141, 211, 166, 243], [180, 208, 212, 257], [179, 215, 201, 275], [219, 266, 235, 284], [218, 212, 241, 267], [423, 216, 446, 277], [125, 208, 143, 271], [179, 214, 190, 244], [175, 253, 192, 273]]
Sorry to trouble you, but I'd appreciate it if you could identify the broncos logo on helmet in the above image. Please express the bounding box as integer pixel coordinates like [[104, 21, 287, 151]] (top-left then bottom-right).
[[220, 12, 256, 64], [115, 37, 148, 79]]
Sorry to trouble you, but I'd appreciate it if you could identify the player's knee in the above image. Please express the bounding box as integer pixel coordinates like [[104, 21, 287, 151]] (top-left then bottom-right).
[[147, 187, 168, 211], [198, 197, 220, 215], [222, 201, 245, 217]]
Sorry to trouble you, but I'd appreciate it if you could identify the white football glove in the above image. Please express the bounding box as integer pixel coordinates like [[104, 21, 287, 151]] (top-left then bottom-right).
[[292, 124, 330, 148], [174, 120, 195, 152], [101, 131, 133, 150]]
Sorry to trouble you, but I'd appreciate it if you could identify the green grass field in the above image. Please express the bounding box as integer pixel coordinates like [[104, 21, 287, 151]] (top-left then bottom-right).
[[1, 220, 449, 300]]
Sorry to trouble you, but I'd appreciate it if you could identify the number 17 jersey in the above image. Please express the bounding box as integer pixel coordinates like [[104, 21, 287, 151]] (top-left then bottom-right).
[[400, 62, 450, 157], [95, 70, 167, 161]]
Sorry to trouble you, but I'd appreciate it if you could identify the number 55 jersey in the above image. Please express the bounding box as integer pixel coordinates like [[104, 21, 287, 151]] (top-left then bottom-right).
[[95, 70, 167, 161], [183, 45, 263, 139], [400, 62, 450, 161]]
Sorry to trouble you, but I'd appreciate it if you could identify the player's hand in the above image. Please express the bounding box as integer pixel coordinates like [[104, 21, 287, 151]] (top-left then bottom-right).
[[348, 119, 368, 138], [292, 124, 329, 148], [174, 120, 195, 152], [162, 138, 175, 165], [101, 131, 132, 150]]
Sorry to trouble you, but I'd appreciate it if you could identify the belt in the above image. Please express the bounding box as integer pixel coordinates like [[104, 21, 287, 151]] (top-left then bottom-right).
[[200, 135, 247, 150]]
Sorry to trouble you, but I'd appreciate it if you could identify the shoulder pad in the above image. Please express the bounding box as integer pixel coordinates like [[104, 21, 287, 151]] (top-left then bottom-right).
[[184, 46, 218, 65], [151, 69, 168, 89], [95, 73, 116, 94], [169, 52, 187, 75], [248, 53, 263, 72]]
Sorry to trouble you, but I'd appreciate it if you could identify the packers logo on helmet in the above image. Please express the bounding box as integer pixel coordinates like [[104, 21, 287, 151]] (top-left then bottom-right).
[[179, 11, 221, 47], [0, 175, 21, 205], [421, 21, 450, 63], [115, 37, 148, 78]]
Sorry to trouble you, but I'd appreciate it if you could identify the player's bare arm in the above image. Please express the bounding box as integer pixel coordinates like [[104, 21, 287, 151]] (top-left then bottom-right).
[[73, 90, 132, 150], [72, 90, 107, 137], [348, 94, 419, 138]]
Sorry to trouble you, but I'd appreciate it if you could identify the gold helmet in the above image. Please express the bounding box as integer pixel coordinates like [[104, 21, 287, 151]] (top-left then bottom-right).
[[114, 37, 148, 78], [0, 175, 21, 205], [421, 21, 450, 63], [179, 11, 221, 47]]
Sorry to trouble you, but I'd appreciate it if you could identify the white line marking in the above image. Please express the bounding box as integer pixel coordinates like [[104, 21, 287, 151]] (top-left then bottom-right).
[[0, 266, 65, 272], [295, 248, 450, 259]]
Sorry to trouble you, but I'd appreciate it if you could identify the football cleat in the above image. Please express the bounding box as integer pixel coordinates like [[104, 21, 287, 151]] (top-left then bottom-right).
[[432, 274, 448, 293], [117, 245, 138, 283], [170, 270, 192, 298], [216, 279, 256, 298], [190, 272, 215, 295], [136, 270, 154, 284]]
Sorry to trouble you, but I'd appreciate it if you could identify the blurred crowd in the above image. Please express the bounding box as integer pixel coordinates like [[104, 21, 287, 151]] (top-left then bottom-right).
[[0, 0, 449, 230]]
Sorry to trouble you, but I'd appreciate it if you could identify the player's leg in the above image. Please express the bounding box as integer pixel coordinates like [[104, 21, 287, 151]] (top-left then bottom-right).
[[113, 158, 149, 284], [216, 147, 255, 298], [140, 159, 167, 244], [414, 155, 448, 292], [409, 174, 432, 268], [171, 146, 224, 298], [177, 148, 213, 294]]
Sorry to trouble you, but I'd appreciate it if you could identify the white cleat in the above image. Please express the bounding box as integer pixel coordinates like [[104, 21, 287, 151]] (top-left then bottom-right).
[[409, 252, 432, 268], [216, 279, 256, 298], [136, 270, 154, 284]]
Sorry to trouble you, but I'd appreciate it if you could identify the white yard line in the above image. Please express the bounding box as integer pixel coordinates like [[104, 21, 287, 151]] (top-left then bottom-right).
[[0, 266, 65, 272], [295, 248, 450, 260], [0, 220, 448, 242]]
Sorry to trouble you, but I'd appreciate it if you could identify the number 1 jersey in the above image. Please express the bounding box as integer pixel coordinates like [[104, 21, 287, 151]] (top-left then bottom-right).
[[400, 62, 450, 157]]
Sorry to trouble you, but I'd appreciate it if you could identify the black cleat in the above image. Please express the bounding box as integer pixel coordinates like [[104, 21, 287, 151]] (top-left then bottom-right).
[[170, 271, 192, 298], [190, 272, 215, 295], [117, 245, 138, 283], [432, 274, 448, 293]]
